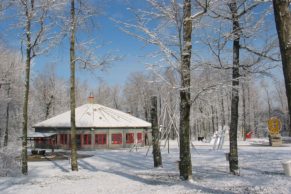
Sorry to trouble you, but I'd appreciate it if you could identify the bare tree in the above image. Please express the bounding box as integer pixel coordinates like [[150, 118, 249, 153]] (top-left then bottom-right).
[[66, 0, 115, 171], [204, 0, 280, 175], [31, 64, 70, 125], [12, 0, 62, 175], [114, 0, 209, 181], [0, 44, 24, 148]]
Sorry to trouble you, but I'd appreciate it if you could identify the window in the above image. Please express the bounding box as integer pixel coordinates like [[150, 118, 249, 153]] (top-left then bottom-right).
[[95, 134, 107, 145], [83, 134, 92, 145], [112, 134, 122, 144], [60, 134, 67, 144], [137, 133, 143, 143], [126, 133, 134, 144]]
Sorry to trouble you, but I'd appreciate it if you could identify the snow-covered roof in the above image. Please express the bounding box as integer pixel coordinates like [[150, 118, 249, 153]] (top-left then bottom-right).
[[34, 104, 151, 128], [27, 132, 56, 138]]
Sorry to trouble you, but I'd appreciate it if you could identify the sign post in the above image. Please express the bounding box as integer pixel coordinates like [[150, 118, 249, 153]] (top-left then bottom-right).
[[268, 117, 282, 146]]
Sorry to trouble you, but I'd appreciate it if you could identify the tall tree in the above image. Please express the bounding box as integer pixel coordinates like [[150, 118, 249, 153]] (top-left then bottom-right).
[[179, 0, 193, 180], [10, 0, 63, 175], [70, 0, 78, 171], [115, 0, 208, 180], [20, 0, 34, 175], [65, 0, 115, 171], [228, 0, 240, 175], [272, 0, 291, 134]]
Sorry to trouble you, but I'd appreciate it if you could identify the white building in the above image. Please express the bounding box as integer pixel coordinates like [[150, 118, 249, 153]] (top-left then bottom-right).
[[33, 103, 152, 149]]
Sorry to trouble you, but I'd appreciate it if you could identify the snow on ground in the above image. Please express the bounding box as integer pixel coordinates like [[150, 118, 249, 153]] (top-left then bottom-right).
[[1, 140, 291, 194]]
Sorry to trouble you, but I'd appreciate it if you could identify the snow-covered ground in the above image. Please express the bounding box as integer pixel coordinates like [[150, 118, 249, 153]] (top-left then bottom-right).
[[1, 139, 291, 194]]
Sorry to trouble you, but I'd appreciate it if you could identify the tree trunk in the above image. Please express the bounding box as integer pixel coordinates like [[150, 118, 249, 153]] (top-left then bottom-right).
[[272, 0, 291, 135], [4, 84, 10, 147], [220, 90, 225, 127], [21, 0, 33, 175], [151, 96, 162, 168], [247, 83, 252, 134], [179, 0, 192, 180], [211, 105, 216, 134], [229, 0, 240, 175], [70, 0, 78, 171], [242, 83, 246, 140]]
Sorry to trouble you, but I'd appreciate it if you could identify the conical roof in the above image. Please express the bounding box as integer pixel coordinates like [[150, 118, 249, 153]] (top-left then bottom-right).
[[34, 104, 151, 128]]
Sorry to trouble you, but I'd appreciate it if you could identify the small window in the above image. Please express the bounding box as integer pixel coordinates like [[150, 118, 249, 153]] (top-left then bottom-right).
[[137, 133, 143, 143], [126, 133, 134, 144], [83, 134, 92, 145], [112, 134, 122, 144], [95, 134, 107, 145]]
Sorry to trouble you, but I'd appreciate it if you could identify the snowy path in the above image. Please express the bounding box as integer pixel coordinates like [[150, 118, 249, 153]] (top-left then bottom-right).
[[1, 143, 291, 194]]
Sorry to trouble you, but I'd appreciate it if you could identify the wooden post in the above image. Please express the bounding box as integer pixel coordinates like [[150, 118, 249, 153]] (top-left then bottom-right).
[[151, 96, 162, 167]]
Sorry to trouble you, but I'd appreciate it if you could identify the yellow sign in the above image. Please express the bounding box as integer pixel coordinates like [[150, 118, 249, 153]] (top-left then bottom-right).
[[268, 117, 281, 135]]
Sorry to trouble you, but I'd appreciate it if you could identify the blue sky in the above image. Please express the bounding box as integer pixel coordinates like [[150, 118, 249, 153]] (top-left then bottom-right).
[[0, 0, 284, 89], [1, 0, 155, 87], [42, 1, 154, 87]]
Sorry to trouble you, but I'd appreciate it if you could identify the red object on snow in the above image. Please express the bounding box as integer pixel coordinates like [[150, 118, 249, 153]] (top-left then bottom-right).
[[246, 131, 253, 139]]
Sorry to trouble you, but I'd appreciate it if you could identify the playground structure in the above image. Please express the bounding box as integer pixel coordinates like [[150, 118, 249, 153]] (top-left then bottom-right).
[[210, 126, 229, 150]]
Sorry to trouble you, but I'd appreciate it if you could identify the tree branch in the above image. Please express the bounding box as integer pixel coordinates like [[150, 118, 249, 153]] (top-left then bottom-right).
[[240, 45, 281, 62]]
